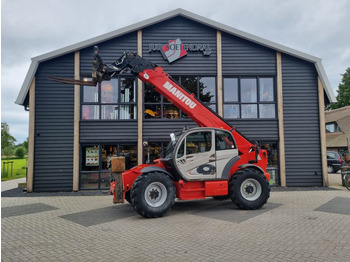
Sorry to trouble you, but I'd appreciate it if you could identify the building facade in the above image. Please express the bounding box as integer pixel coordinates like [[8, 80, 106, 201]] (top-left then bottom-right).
[[326, 106, 350, 155], [16, 9, 335, 192]]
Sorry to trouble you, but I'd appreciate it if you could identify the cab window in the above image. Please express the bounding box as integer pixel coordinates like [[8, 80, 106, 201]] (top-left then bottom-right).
[[186, 132, 212, 155], [215, 130, 235, 150]]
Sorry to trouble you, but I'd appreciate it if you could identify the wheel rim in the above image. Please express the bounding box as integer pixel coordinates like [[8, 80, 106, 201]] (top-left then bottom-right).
[[144, 182, 167, 207], [327, 166, 334, 173], [240, 178, 262, 201]]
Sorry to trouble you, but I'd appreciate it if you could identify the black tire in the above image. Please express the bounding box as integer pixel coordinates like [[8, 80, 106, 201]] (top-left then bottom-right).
[[124, 191, 131, 204], [130, 172, 176, 218], [212, 195, 229, 200], [229, 168, 270, 210]]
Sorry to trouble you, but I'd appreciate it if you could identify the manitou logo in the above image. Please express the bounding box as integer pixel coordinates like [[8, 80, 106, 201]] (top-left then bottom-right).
[[160, 39, 187, 63], [163, 81, 197, 109]]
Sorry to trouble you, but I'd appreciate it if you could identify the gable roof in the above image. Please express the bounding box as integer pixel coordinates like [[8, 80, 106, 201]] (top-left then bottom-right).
[[16, 8, 335, 106]]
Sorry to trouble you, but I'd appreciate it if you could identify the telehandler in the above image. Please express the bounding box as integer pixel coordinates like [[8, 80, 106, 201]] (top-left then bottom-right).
[[52, 46, 270, 218]]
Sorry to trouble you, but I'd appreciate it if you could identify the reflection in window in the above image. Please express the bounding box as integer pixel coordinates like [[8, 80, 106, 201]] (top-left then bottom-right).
[[215, 130, 235, 150], [259, 104, 276, 118], [241, 104, 257, 118], [326, 122, 342, 133], [101, 79, 118, 103], [223, 78, 238, 102], [81, 77, 136, 120], [241, 78, 257, 103], [199, 77, 216, 103], [224, 104, 239, 119], [223, 77, 276, 119], [83, 84, 98, 103], [259, 78, 274, 102], [182, 76, 197, 94], [144, 76, 216, 119], [82, 105, 99, 120]]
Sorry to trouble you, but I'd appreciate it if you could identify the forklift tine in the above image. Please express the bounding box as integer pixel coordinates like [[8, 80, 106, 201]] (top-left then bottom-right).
[[49, 76, 97, 86]]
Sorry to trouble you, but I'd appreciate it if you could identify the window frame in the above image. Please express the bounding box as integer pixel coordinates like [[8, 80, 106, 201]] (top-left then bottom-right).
[[326, 122, 342, 133], [81, 76, 137, 121], [143, 75, 217, 120], [80, 143, 137, 190], [223, 76, 277, 119]]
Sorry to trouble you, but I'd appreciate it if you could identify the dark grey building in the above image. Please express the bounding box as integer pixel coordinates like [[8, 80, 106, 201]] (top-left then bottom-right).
[[16, 9, 335, 192]]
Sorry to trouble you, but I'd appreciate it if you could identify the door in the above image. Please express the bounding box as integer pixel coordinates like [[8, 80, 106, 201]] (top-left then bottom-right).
[[176, 131, 216, 181], [214, 130, 239, 179]]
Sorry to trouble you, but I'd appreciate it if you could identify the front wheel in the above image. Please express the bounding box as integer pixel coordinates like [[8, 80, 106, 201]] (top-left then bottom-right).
[[130, 172, 176, 218], [342, 173, 350, 191], [229, 168, 270, 210]]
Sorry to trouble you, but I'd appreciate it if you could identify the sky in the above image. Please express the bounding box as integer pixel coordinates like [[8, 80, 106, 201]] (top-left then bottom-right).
[[1, 0, 350, 143]]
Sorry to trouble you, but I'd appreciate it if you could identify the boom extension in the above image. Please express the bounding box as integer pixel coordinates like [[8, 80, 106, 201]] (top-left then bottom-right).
[[51, 46, 259, 155]]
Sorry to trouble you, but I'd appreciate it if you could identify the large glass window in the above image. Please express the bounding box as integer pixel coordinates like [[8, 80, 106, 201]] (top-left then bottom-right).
[[80, 143, 137, 190], [143, 142, 169, 163], [186, 131, 212, 155], [82, 77, 137, 120], [223, 77, 276, 119], [144, 76, 216, 119]]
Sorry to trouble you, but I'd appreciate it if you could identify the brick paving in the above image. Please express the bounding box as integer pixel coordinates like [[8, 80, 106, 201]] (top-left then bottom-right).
[[1, 187, 350, 261]]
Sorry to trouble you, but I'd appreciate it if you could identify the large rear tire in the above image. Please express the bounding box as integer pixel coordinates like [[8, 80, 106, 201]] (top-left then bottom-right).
[[130, 172, 176, 218], [229, 168, 270, 210]]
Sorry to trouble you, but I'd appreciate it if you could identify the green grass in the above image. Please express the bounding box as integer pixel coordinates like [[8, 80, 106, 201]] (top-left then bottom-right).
[[1, 158, 27, 181]]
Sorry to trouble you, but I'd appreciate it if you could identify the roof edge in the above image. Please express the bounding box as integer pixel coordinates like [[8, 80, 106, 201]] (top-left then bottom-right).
[[16, 8, 336, 105]]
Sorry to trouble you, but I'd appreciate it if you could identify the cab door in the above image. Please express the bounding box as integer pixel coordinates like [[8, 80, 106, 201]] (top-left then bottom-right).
[[214, 130, 239, 179], [175, 130, 216, 181]]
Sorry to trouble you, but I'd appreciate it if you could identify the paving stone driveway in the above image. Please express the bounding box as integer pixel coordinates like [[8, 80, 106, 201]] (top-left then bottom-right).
[[1, 188, 350, 261]]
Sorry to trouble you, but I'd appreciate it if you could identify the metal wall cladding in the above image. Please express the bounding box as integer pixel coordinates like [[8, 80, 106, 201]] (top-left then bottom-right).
[[80, 32, 138, 75], [227, 120, 278, 142], [142, 17, 217, 75], [80, 121, 138, 143], [34, 54, 74, 191], [143, 120, 197, 142], [222, 32, 276, 75], [282, 54, 322, 186]]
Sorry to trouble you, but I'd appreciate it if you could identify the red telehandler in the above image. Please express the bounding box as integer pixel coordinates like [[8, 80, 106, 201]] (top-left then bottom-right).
[[52, 46, 270, 218]]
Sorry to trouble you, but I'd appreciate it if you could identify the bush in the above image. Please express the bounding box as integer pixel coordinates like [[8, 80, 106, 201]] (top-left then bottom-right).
[[15, 147, 25, 158]]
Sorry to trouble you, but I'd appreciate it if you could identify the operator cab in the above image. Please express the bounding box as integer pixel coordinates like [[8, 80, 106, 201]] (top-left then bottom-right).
[[163, 127, 238, 181]]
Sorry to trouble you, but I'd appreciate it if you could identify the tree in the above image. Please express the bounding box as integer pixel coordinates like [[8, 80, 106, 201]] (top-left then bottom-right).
[[1, 122, 16, 157], [15, 147, 25, 159], [328, 67, 350, 110]]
